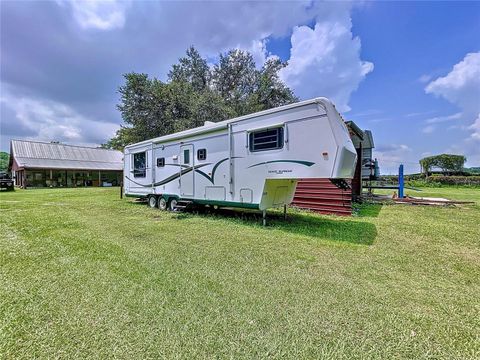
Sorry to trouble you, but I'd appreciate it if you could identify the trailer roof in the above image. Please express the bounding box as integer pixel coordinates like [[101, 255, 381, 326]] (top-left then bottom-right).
[[125, 97, 334, 150]]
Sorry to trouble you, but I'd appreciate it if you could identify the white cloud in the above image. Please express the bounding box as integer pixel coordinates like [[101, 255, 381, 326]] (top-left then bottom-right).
[[443, 141, 480, 167], [425, 52, 480, 115], [418, 74, 432, 83], [279, 7, 374, 112], [422, 125, 436, 134], [349, 109, 382, 118], [421, 112, 463, 135], [374, 144, 417, 174], [67, 0, 128, 30], [469, 114, 480, 141], [2, 1, 373, 150], [0, 88, 119, 145], [425, 52, 480, 165], [425, 112, 462, 124], [237, 39, 269, 68], [405, 110, 437, 118]]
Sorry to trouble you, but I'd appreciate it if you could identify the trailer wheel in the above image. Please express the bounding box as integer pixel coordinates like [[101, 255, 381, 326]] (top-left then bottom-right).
[[169, 198, 178, 211], [158, 197, 167, 211], [148, 195, 157, 208]]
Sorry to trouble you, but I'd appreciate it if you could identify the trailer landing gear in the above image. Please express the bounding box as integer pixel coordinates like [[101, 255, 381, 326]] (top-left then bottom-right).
[[262, 205, 287, 226]]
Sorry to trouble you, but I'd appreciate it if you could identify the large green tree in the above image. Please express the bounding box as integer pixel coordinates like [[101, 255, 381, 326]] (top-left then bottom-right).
[[168, 46, 210, 91], [106, 46, 297, 150], [419, 154, 466, 174], [254, 57, 297, 111], [0, 151, 9, 172], [212, 49, 258, 115]]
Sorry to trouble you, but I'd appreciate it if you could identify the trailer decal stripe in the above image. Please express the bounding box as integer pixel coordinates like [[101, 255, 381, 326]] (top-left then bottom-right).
[[154, 163, 211, 186], [211, 158, 229, 180], [126, 163, 210, 187], [125, 177, 149, 187], [194, 169, 213, 183], [126, 158, 242, 187], [194, 157, 243, 184], [211, 157, 242, 181], [126, 171, 187, 187], [247, 160, 315, 168]]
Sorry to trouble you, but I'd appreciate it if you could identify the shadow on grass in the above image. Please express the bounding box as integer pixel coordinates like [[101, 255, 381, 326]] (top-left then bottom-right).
[[355, 203, 383, 218], [197, 208, 377, 245], [126, 199, 377, 245], [269, 212, 376, 245]]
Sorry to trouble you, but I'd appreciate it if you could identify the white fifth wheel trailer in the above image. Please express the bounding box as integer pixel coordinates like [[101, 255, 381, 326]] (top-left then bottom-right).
[[123, 97, 357, 219]]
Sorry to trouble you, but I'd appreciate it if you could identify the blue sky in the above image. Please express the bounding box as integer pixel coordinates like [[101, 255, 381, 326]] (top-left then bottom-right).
[[1, 1, 479, 174], [347, 2, 480, 173]]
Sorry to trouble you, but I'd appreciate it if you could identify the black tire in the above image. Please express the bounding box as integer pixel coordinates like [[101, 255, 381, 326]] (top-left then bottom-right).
[[169, 198, 178, 211], [158, 197, 167, 211], [148, 196, 157, 208]]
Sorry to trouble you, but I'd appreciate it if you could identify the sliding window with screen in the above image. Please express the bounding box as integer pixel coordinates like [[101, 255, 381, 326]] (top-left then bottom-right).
[[249, 127, 284, 152]]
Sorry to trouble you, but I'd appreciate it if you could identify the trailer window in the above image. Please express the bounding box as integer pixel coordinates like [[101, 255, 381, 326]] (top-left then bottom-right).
[[249, 127, 284, 152], [183, 149, 190, 164], [156, 157, 165, 167], [133, 152, 146, 178], [197, 148, 207, 161]]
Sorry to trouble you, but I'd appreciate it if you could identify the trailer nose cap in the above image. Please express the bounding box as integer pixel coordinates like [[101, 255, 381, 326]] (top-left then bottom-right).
[[333, 146, 357, 179]]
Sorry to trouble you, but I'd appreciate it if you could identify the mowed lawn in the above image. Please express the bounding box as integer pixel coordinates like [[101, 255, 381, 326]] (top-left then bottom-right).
[[1, 187, 479, 359]]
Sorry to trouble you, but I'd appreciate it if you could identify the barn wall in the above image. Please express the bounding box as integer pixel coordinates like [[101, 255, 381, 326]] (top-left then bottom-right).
[[361, 147, 373, 179], [11, 158, 21, 172]]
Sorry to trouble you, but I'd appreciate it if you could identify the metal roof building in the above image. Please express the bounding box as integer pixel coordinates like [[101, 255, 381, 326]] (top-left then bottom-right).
[[9, 140, 123, 188]]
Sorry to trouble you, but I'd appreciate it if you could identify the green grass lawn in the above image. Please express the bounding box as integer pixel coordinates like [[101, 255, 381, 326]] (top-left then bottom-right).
[[1, 187, 479, 359]]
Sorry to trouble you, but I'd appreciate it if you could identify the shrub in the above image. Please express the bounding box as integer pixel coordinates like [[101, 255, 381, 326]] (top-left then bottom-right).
[[425, 176, 480, 187]]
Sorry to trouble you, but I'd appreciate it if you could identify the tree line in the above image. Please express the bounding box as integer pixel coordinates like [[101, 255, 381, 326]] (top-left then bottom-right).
[[104, 47, 297, 150]]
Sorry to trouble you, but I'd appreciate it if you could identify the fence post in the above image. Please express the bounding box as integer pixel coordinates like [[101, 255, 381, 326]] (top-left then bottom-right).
[[398, 164, 404, 198]]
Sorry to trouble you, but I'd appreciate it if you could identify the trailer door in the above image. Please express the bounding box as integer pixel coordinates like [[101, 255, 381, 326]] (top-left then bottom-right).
[[180, 144, 194, 197]]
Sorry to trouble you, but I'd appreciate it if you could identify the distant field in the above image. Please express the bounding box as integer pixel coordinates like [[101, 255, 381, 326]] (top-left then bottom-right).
[[1, 187, 479, 359], [373, 186, 480, 205]]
